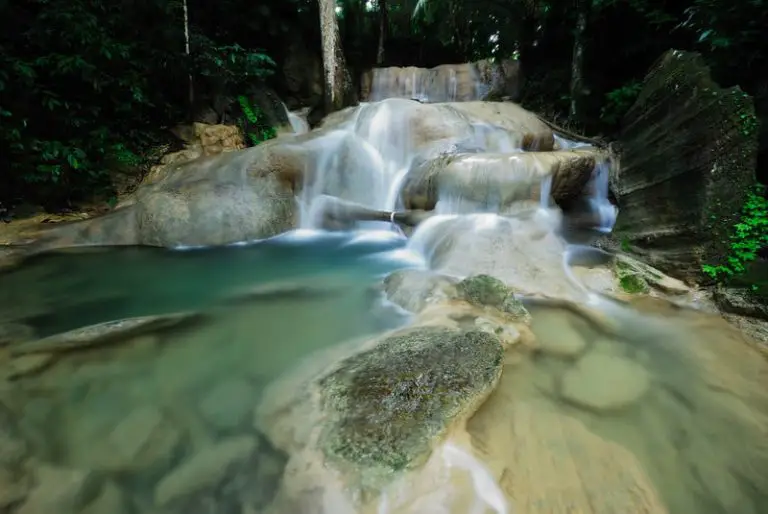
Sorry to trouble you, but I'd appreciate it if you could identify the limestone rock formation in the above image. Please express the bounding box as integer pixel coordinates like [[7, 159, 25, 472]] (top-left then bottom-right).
[[409, 213, 583, 300], [23, 141, 303, 250], [360, 59, 521, 103], [256, 326, 505, 511], [401, 148, 603, 211], [8, 98, 604, 253], [614, 50, 759, 282], [320, 99, 554, 153]]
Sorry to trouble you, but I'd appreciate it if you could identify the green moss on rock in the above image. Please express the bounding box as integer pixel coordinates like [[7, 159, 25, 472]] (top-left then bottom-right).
[[619, 274, 649, 294], [457, 274, 531, 321], [318, 326, 503, 479]]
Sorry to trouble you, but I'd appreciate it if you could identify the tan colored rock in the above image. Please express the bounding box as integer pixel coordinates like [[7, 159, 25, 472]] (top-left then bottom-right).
[[154, 436, 258, 507], [361, 59, 521, 103], [467, 392, 668, 513], [401, 148, 603, 211], [530, 308, 589, 358], [560, 353, 650, 411]]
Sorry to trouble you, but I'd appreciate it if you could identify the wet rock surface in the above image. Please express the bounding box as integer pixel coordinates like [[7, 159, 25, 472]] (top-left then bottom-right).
[[318, 327, 503, 476], [360, 59, 522, 103], [401, 148, 602, 211], [614, 50, 759, 282]]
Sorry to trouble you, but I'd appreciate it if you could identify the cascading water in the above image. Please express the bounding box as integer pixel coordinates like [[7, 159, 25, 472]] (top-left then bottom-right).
[[587, 159, 618, 233]]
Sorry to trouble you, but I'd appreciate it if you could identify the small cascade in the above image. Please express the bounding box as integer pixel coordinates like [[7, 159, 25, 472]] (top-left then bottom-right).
[[554, 134, 592, 150], [366, 64, 485, 103], [295, 100, 422, 230], [448, 68, 458, 102], [281, 102, 310, 134], [587, 160, 618, 233]]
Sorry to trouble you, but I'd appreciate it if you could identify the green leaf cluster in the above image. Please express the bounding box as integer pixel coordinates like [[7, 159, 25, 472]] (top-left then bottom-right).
[[237, 95, 277, 146], [702, 185, 768, 289]]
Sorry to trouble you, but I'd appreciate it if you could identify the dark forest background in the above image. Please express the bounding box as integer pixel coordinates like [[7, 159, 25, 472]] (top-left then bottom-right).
[[1, 0, 766, 210]]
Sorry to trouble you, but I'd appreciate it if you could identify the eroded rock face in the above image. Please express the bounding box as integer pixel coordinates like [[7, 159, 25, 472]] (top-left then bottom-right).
[[615, 50, 759, 282], [401, 148, 602, 211], [360, 59, 522, 103]]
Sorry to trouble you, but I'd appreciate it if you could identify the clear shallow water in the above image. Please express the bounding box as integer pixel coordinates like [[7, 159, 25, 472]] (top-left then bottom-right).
[[0, 231, 766, 514], [0, 229, 419, 337]]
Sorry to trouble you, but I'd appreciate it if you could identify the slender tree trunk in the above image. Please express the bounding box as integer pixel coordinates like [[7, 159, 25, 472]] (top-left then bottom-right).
[[569, 0, 589, 119], [376, 0, 388, 65], [319, 0, 357, 113], [183, 0, 194, 112]]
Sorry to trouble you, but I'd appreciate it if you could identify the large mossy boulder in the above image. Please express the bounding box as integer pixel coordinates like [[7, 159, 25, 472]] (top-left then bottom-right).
[[256, 325, 505, 511], [614, 50, 759, 282], [318, 327, 503, 480]]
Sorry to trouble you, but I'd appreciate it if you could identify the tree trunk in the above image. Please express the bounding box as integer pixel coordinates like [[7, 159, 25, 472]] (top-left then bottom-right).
[[376, 0, 388, 65], [182, 0, 194, 113], [319, 0, 356, 114], [569, 0, 589, 119]]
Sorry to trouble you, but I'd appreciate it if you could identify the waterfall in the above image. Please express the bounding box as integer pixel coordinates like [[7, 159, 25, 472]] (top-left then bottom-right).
[[587, 159, 618, 233]]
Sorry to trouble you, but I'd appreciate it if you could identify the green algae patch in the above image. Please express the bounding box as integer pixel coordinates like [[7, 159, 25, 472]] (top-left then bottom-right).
[[318, 326, 503, 481]]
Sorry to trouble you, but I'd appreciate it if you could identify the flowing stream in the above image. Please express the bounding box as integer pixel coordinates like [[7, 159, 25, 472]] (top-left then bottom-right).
[[0, 77, 766, 514]]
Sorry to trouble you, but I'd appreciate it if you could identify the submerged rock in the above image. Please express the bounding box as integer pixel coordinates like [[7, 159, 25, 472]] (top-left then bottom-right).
[[467, 396, 669, 513], [11, 312, 199, 355], [197, 378, 254, 432], [154, 436, 258, 507], [614, 50, 759, 282], [16, 465, 102, 514], [530, 308, 589, 358], [95, 405, 183, 473], [560, 353, 651, 412]]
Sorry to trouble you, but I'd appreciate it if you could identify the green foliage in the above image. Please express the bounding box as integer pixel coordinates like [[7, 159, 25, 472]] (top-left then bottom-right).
[[237, 95, 277, 145], [702, 185, 768, 287], [600, 81, 642, 127], [0, 0, 276, 209]]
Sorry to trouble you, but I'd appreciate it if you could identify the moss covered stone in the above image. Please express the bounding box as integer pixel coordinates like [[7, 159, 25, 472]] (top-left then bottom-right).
[[619, 274, 649, 294], [457, 274, 530, 321], [318, 326, 503, 479]]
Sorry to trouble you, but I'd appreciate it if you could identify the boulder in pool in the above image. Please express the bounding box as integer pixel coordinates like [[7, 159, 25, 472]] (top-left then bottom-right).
[[256, 326, 504, 511]]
